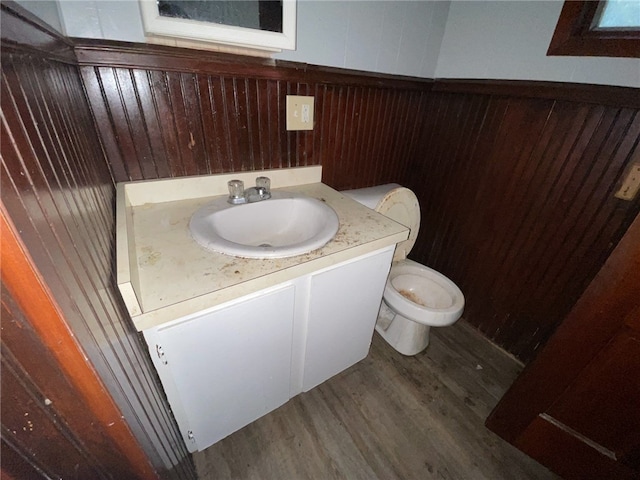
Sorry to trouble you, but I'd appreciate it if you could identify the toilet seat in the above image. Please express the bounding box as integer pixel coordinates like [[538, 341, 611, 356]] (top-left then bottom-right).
[[341, 184, 465, 356], [384, 259, 464, 327]]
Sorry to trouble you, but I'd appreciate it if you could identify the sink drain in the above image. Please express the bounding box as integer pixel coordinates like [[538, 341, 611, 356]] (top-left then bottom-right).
[[259, 243, 272, 248]]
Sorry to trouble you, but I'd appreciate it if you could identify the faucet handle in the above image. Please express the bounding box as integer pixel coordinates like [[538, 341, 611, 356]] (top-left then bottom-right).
[[227, 179, 245, 204], [256, 176, 270, 192]]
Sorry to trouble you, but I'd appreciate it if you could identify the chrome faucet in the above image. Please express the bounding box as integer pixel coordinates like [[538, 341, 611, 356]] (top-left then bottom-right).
[[227, 176, 271, 204]]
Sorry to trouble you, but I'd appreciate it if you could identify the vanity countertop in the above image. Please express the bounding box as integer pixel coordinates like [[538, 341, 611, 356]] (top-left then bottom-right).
[[117, 166, 409, 331]]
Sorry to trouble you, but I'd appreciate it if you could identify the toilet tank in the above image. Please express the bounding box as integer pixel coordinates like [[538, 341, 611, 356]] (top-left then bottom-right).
[[341, 184, 420, 262], [341, 184, 402, 210]]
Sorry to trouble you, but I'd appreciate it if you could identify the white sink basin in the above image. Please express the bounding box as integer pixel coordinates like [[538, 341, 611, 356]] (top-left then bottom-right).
[[189, 191, 340, 259]]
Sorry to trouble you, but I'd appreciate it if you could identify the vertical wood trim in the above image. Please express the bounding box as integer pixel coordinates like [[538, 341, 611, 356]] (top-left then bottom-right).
[[0, 206, 159, 480]]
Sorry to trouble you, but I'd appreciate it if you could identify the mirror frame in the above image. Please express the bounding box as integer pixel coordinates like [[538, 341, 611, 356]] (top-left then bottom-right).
[[139, 0, 296, 51]]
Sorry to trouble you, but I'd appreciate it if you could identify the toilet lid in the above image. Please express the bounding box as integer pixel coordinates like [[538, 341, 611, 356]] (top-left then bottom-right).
[[375, 187, 420, 261]]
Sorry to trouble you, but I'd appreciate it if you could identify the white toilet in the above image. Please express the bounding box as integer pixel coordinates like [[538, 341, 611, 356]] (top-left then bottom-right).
[[342, 184, 465, 356]]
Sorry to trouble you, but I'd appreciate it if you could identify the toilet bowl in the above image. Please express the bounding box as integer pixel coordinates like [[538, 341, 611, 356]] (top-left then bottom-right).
[[342, 184, 464, 356]]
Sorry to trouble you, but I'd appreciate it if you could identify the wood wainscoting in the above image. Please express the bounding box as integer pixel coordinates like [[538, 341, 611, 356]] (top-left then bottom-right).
[[75, 39, 639, 363], [1, 3, 195, 478], [75, 39, 430, 190], [408, 81, 640, 363], [1, 209, 156, 479]]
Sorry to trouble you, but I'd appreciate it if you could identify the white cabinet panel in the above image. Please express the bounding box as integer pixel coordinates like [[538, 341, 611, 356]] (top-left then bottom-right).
[[143, 246, 396, 451], [144, 284, 295, 452], [303, 247, 394, 391]]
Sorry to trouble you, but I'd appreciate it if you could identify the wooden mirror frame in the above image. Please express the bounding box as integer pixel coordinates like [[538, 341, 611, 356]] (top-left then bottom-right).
[[548, 0, 640, 58]]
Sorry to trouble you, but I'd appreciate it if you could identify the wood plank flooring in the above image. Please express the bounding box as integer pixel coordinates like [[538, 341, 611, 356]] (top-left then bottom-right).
[[194, 321, 558, 479]]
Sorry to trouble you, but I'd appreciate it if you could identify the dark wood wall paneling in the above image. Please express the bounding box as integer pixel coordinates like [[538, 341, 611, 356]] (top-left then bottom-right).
[[411, 85, 640, 362], [0, 4, 195, 479], [1, 275, 134, 480], [76, 39, 639, 363], [75, 40, 430, 189]]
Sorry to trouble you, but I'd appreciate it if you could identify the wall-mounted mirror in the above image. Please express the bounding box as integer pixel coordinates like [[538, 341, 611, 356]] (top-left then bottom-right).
[[139, 0, 296, 51]]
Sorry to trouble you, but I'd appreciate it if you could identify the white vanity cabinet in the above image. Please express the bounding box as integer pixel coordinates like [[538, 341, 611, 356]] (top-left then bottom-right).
[[302, 246, 394, 391], [142, 245, 395, 452], [143, 284, 296, 452], [118, 170, 410, 453]]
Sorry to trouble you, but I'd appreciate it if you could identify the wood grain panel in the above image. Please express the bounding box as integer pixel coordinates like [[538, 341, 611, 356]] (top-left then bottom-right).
[[1, 4, 196, 478], [1, 298, 109, 480], [1, 279, 138, 480], [514, 415, 635, 479], [547, 330, 640, 461], [485, 214, 640, 441], [483, 207, 640, 473], [1, 208, 159, 480], [433, 79, 640, 108], [83, 63, 423, 185], [409, 91, 639, 362]]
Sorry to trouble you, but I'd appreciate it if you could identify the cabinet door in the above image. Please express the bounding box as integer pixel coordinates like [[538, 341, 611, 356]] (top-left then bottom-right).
[[144, 284, 295, 452], [303, 247, 394, 391]]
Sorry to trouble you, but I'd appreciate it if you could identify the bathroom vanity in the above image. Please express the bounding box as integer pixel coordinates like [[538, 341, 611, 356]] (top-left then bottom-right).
[[116, 166, 408, 452]]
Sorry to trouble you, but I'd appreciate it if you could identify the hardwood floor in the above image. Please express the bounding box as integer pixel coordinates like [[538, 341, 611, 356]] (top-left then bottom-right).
[[194, 321, 558, 479]]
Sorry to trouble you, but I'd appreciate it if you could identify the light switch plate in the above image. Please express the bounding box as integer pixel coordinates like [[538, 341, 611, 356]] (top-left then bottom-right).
[[286, 95, 314, 131]]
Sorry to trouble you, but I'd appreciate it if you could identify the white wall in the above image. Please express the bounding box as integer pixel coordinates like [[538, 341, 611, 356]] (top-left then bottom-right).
[[57, 0, 146, 42], [54, 0, 448, 78], [28, 0, 640, 87], [16, 0, 63, 32], [274, 1, 450, 78], [436, 1, 639, 88]]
